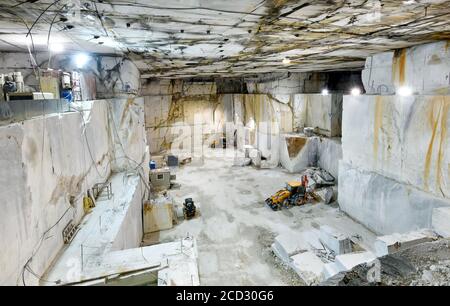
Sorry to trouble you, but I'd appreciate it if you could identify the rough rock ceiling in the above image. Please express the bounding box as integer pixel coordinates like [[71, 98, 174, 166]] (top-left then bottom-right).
[[1, 0, 450, 78]]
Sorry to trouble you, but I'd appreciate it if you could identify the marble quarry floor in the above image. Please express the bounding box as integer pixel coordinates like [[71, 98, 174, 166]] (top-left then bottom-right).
[[142, 151, 378, 285]]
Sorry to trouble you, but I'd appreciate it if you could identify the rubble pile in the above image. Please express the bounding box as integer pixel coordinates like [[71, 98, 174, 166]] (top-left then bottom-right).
[[337, 239, 450, 286]]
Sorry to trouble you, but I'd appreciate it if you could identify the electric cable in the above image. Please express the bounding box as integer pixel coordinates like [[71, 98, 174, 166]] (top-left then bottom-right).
[[69, 106, 110, 179], [25, 0, 62, 38], [13, 2, 76, 285], [21, 205, 72, 285], [92, 0, 109, 37], [46, 10, 59, 48], [5, 10, 61, 286], [69, 103, 149, 193]]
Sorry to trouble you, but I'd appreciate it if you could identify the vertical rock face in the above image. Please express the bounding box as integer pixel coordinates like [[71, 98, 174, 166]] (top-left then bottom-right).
[[0, 125, 27, 284], [279, 134, 316, 173], [362, 41, 450, 95], [342, 95, 450, 199], [144, 91, 343, 173], [317, 137, 342, 181], [279, 135, 342, 180], [109, 97, 148, 172], [292, 94, 342, 137], [143, 92, 292, 167], [339, 161, 449, 234], [0, 98, 147, 285], [339, 94, 450, 235], [340, 42, 450, 235]]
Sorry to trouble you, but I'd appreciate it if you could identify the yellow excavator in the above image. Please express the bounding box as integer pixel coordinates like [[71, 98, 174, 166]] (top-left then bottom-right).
[[265, 181, 307, 211], [265, 175, 317, 211]]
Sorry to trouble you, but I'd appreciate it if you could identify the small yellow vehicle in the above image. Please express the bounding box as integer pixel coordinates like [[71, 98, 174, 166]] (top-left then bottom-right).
[[265, 181, 306, 211]]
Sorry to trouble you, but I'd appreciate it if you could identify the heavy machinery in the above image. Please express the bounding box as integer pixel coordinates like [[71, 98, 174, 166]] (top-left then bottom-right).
[[265, 176, 312, 211], [183, 198, 196, 219]]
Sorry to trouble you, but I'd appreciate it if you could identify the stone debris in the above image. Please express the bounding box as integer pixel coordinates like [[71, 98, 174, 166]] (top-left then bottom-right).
[[303, 167, 335, 189], [233, 157, 252, 167], [334, 239, 450, 286], [249, 149, 262, 167], [412, 260, 450, 286], [304, 127, 315, 137], [319, 251, 379, 283], [315, 187, 335, 204], [271, 225, 381, 285], [271, 223, 445, 285]]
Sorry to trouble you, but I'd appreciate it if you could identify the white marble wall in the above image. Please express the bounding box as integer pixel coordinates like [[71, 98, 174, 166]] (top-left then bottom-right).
[[362, 41, 450, 95], [343, 95, 449, 200], [340, 94, 450, 234], [292, 94, 342, 137], [0, 97, 147, 285]]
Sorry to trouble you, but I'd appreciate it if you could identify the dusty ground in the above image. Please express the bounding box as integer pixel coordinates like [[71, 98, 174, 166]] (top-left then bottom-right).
[[143, 151, 377, 286]]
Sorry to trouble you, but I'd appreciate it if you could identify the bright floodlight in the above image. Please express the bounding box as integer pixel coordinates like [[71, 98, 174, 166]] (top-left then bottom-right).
[[398, 86, 413, 96], [351, 88, 361, 96], [75, 53, 90, 68], [282, 58, 291, 65], [321, 89, 329, 95]]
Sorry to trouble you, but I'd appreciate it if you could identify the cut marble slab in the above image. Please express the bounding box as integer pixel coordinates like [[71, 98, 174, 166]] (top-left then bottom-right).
[[290, 251, 325, 285], [374, 229, 437, 257], [319, 225, 353, 255]]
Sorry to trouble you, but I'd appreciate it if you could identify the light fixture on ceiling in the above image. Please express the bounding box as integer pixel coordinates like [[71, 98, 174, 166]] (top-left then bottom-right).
[[49, 43, 64, 53], [282, 58, 291, 65], [74, 53, 90, 68], [321, 89, 329, 95], [351, 88, 361, 96], [398, 86, 413, 96]]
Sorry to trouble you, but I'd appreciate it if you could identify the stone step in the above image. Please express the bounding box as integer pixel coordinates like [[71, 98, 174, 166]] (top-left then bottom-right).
[[374, 229, 437, 257], [271, 229, 322, 265]]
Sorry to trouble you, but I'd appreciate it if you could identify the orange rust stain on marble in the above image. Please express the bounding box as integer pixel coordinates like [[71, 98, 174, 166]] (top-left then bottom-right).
[[436, 98, 449, 192], [373, 96, 384, 161], [424, 97, 444, 190], [392, 49, 407, 87], [384, 103, 394, 162], [286, 136, 307, 158], [119, 97, 135, 125]]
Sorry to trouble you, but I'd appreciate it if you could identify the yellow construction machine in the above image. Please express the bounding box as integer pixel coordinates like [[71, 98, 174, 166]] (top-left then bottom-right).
[[265, 181, 307, 211]]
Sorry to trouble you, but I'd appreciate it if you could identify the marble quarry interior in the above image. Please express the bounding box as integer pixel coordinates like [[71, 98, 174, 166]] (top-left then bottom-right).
[[1, 0, 450, 289]]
